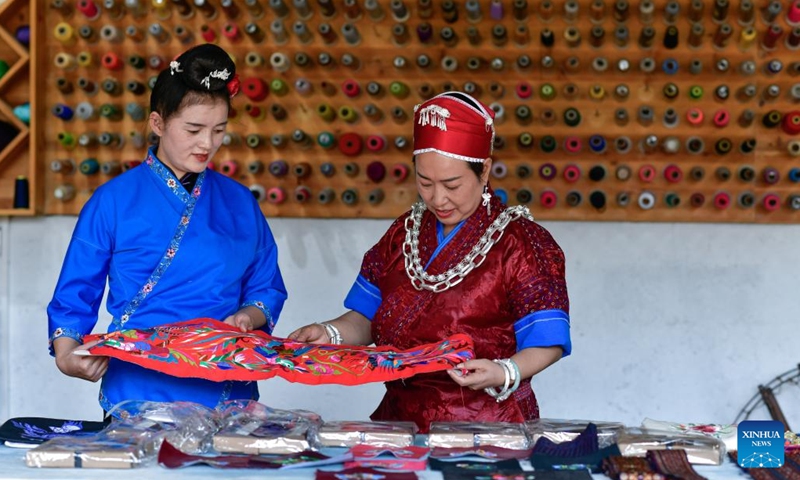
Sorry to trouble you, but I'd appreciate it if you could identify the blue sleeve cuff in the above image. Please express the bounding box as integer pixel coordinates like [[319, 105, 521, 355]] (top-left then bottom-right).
[[241, 300, 275, 334], [343, 274, 382, 321], [514, 309, 572, 357], [48, 327, 85, 357]]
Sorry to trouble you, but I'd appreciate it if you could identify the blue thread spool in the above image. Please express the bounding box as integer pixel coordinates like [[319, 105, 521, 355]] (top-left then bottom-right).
[[126, 102, 146, 121], [319, 162, 335, 177], [495, 188, 508, 204], [662, 58, 679, 74], [80, 158, 100, 175], [13, 103, 30, 125], [52, 103, 74, 120], [13, 176, 29, 209], [15, 25, 30, 47], [789, 168, 800, 183], [589, 135, 607, 153]]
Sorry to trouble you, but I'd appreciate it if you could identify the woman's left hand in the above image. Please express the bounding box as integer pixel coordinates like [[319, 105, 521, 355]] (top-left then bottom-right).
[[447, 359, 507, 390]]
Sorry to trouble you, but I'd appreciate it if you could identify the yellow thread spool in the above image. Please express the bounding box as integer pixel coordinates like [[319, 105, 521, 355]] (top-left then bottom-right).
[[739, 27, 756, 50], [76, 51, 93, 67], [54, 22, 76, 46]]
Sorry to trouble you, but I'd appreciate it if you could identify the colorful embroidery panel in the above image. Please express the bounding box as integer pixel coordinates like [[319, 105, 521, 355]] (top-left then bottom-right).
[[0, 417, 106, 446], [81, 319, 475, 385]]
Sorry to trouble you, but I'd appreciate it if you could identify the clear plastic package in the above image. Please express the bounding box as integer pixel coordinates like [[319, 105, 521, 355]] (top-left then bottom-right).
[[25, 435, 147, 468], [428, 422, 529, 450], [317, 420, 418, 448], [106, 400, 220, 454], [616, 427, 725, 465], [524, 418, 625, 449], [640, 418, 737, 452], [213, 400, 323, 454]]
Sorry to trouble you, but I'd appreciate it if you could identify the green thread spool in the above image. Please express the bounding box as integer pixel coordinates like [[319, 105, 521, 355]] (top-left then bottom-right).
[[270, 78, 289, 95], [100, 104, 122, 120], [518, 132, 534, 148], [539, 83, 555, 100], [389, 81, 409, 99], [541, 135, 557, 152], [317, 131, 336, 148], [689, 85, 704, 99], [58, 132, 76, 148]]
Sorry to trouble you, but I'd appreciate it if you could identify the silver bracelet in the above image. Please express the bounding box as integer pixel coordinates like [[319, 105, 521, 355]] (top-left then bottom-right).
[[484, 358, 521, 403], [320, 323, 342, 345]]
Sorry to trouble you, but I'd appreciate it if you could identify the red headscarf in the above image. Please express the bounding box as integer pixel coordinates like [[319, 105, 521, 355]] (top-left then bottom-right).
[[412, 91, 495, 163]]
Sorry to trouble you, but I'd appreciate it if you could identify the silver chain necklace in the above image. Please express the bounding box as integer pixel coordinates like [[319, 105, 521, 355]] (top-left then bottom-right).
[[402, 202, 534, 293]]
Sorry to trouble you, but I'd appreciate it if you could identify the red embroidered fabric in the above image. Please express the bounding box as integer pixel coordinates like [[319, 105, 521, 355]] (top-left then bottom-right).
[[82, 319, 475, 385]]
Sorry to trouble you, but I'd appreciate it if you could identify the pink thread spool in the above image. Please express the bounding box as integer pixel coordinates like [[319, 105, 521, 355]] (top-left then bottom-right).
[[713, 192, 731, 210], [391, 163, 409, 183], [664, 164, 683, 183], [220, 160, 238, 177], [366, 135, 386, 152], [201, 24, 217, 42], [516, 81, 533, 99], [563, 164, 581, 183], [564, 136, 582, 153], [266, 187, 286, 204], [639, 165, 656, 182], [788, 1, 800, 25], [762, 193, 781, 211], [540, 191, 557, 208], [713, 109, 730, 128]]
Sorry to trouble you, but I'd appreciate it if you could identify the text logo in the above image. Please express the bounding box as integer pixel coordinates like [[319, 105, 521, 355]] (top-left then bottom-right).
[[738, 420, 784, 468]]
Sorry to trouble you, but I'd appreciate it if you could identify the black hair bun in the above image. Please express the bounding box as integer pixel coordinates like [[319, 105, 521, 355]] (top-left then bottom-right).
[[174, 43, 236, 93]]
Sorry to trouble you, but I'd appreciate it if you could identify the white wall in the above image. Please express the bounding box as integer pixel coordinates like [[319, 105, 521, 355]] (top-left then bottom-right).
[[1, 216, 797, 428]]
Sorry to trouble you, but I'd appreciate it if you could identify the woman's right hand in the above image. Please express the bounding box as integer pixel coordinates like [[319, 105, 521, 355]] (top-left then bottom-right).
[[53, 337, 108, 383], [287, 323, 329, 344]]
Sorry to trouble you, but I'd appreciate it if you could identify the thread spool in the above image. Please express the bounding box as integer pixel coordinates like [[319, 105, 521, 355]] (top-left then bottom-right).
[[54, 184, 76, 202]]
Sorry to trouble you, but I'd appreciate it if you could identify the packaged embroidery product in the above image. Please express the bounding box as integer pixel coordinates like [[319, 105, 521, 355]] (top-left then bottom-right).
[[317, 420, 418, 448], [158, 440, 351, 469], [25, 434, 149, 468], [640, 418, 737, 452], [0, 417, 106, 448], [105, 400, 221, 455], [213, 400, 322, 454], [344, 445, 431, 470], [428, 422, 530, 450], [616, 428, 725, 465], [524, 419, 625, 449]]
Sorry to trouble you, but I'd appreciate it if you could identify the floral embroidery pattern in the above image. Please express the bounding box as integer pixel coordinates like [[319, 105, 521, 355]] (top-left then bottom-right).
[[82, 319, 475, 385], [113, 149, 206, 329]]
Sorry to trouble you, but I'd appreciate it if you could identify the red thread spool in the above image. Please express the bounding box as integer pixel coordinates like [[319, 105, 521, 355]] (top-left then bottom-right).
[[762, 193, 781, 211], [540, 191, 558, 208], [207, 161, 216, 171], [763, 25, 783, 49], [391, 163, 410, 183], [638, 165, 656, 182], [201, 24, 217, 42], [266, 187, 286, 204], [122, 160, 142, 172], [563, 165, 581, 183], [338, 132, 363, 156], [342, 79, 361, 98], [713, 109, 730, 128], [713, 192, 730, 210], [516, 81, 533, 99], [366, 135, 386, 152], [102, 52, 124, 71], [245, 104, 266, 120], [77, 0, 100, 19], [222, 23, 240, 41], [220, 160, 238, 177], [242, 77, 269, 101], [664, 164, 683, 183], [782, 111, 800, 135], [366, 161, 386, 182]]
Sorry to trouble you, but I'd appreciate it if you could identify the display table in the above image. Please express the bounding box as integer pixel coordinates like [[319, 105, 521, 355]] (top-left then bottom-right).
[[0, 445, 751, 480]]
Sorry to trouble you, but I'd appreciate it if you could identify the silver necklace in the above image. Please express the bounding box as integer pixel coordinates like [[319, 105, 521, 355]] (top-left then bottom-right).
[[402, 202, 534, 293]]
